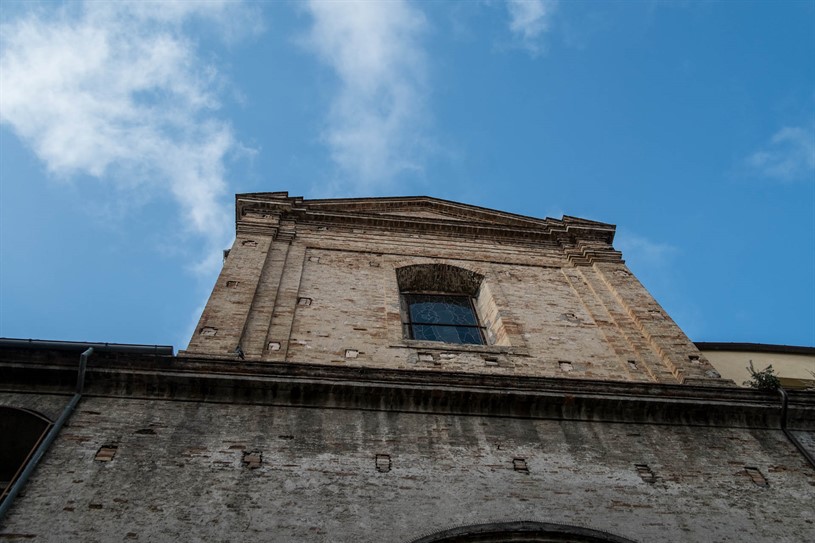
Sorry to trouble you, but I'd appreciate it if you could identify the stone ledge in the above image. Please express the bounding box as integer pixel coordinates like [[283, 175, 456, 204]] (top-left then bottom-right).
[[1, 348, 812, 430]]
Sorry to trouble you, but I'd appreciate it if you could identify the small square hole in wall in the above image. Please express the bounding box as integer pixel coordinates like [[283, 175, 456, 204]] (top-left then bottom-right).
[[297, 297, 312, 306], [559, 361, 574, 372], [648, 309, 664, 320], [345, 349, 359, 359], [628, 360, 638, 370], [418, 352, 434, 363], [369, 261, 381, 267], [484, 356, 499, 367], [242, 451, 263, 469], [226, 280, 239, 288], [689, 355, 700, 364], [95, 445, 118, 462], [309, 256, 321, 263], [375, 454, 391, 473], [745, 466, 768, 487], [513, 458, 529, 473], [563, 312, 580, 323], [635, 464, 656, 483], [268, 341, 281, 351], [241, 240, 257, 247], [200, 327, 217, 337]]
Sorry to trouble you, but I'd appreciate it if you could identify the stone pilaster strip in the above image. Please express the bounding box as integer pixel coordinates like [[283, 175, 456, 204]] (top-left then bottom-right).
[[593, 262, 727, 385], [181, 234, 272, 358], [263, 241, 308, 362]]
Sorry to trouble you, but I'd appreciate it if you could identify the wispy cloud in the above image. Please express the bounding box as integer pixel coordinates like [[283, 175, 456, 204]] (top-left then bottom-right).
[[746, 125, 815, 181], [615, 231, 678, 269], [0, 1, 255, 274], [505, 0, 557, 56], [303, 0, 429, 193], [614, 230, 703, 338]]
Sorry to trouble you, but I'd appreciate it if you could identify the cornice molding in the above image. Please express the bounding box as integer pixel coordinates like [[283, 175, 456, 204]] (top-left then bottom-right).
[[2, 351, 812, 430], [234, 193, 621, 261]]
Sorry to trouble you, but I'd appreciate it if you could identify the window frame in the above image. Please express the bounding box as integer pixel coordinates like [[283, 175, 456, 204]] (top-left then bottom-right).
[[400, 291, 486, 346]]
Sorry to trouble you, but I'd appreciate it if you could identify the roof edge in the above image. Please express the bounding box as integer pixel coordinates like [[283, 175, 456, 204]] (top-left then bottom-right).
[[695, 342, 815, 355], [235, 192, 616, 230]]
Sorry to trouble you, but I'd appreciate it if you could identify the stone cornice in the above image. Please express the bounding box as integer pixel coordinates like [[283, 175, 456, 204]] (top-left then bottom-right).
[[234, 193, 622, 262], [2, 349, 813, 430], [563, 241, 625, 266]]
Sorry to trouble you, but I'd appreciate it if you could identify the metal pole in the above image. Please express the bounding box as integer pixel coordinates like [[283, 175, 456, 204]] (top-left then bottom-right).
[[778, 386, 815, 470]]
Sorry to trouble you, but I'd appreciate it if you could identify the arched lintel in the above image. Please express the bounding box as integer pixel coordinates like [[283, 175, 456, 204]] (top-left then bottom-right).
[[409, 521, 639, 543], [396, 264, 484, 297]]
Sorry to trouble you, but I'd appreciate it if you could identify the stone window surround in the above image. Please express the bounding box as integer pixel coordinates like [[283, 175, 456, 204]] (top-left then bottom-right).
[[391, 262, 528, 355], [398, 338, 515, 355]]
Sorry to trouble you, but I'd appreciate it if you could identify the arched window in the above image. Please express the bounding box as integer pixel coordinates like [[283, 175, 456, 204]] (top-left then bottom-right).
[[396, 264, 487, 345], [0, 407, 52, 504]]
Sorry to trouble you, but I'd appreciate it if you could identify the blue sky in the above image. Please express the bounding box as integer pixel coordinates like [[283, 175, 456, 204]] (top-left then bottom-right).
[[1, 0, 813, 350]]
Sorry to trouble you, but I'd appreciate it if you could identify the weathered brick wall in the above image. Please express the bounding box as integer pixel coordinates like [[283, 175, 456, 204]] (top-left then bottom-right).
[[2, 396, 813, 542], [2, 195, 803, 543], [184, 205, 721, 385]]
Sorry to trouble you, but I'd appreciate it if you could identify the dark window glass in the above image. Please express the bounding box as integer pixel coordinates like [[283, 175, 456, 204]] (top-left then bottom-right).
[[403, 294, 484, 345]]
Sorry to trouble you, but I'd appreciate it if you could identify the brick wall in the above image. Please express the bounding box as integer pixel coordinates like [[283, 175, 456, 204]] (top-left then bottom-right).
[[2, 396, 812, 542], [183, 194, 722, 385]]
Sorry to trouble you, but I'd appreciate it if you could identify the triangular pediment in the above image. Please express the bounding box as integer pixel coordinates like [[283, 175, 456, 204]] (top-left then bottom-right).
[[304, 196, 553, 228], [235, 192, 616, 245], [378, 209, 469, 221]]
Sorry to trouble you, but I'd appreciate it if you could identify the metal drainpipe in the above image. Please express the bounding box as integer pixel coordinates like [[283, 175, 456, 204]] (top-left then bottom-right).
[[778, 386, 815, 470], [0, 347, 93, 520]]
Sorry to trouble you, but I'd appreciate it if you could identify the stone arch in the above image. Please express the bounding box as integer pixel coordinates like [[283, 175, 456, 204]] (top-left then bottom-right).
[[409, 521, 639, 543], [396, 263, 484, 296]]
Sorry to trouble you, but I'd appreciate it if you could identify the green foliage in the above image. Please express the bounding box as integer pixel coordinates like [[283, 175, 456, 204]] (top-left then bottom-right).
[[743, 361, 781, 391]]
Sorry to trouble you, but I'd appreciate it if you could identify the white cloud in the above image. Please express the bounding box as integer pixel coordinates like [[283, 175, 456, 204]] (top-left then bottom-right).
[[746, 125, 815, 181], [0, 1, 253, 273], [505, 0, 557, 56], [303, 0, 429, 192], [615, 231, 678, 269]]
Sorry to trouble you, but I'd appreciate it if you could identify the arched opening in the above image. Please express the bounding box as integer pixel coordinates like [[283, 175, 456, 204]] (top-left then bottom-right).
[[409, 521, 639, 543], [0, 406, 52, 503]]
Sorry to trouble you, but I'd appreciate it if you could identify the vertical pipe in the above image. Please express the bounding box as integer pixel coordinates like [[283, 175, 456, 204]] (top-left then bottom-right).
[[778, 387, 815, 470]]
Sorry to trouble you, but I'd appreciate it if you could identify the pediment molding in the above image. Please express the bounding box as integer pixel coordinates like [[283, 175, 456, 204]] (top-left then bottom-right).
[[235, 192, 620, 262]]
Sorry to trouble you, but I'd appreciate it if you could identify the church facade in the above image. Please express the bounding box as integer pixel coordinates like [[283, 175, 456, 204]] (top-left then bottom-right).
[[1, 193, 813, 542]]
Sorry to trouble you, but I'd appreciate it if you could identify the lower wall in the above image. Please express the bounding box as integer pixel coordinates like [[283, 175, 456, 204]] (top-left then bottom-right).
[[1, 394, 814, 543]]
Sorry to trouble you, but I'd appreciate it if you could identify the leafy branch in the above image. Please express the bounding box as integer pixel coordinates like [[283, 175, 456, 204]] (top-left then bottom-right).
[[743, 360, 780, 391]]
